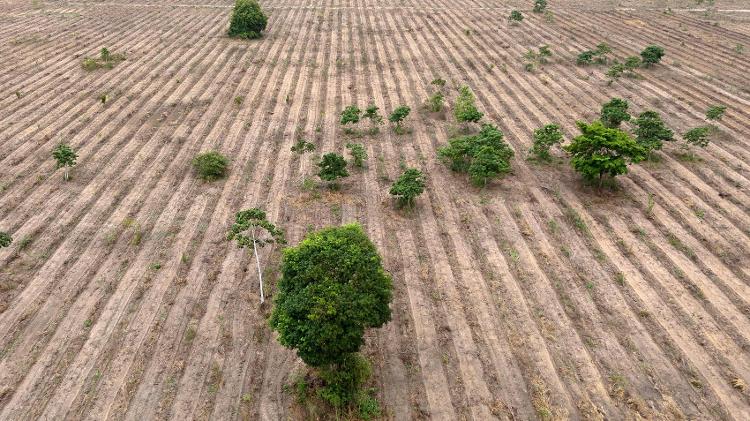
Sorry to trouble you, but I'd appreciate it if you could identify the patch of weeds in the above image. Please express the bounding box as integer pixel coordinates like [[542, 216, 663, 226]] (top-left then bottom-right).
[[565, 207, 589, 237], [17, 235, 33, 251], [185, 325, 197, 341], [693, 208, 705, 220], [83, 319, 93, 329], [330, 204, 342, 219], [234, 95, 244, 106], [149, 262, 162, 271], [82, 47, 126, 71], [614, 272, 625, 286], [666, 233, 696, 260], [560, 246, 571, 258]]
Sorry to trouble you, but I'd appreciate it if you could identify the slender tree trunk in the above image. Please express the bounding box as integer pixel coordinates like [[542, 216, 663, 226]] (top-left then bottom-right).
[[252, 230, 264, 304]]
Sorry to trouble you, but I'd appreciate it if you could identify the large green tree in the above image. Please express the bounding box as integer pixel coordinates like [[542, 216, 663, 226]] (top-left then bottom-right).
[[438, 124, 514, 186], [269, 224, 392, 405], [228, 0, 267, 39], [227, 208, 285, 304], [563, 121, 646, 187]]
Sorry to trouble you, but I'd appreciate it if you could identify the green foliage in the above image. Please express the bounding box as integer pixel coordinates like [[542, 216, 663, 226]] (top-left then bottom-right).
[[624, 56, 641, 70], [563, 121, 646, 186], [318, 353, 372, 408], [52, 143, 77, 181], [705, 105, 726, 121], [389, 168, 426, 208], [533, 0, 548, 13], [606, 62, 625, 81], [269, 223, 393, 368], [427, 91, 445, 112], [509, 10, 524, 23], [577, 50, 595, 65], [632, 111, 673, 155], [431, 78, 446, 87], [192, 151, 229, 181], [340, 105, 362, 126], [82, 47, 125, 71], [362, 104, 383, 125], [0, 231, 12, 248], [438, 124, 514, 186], [601, 98, 631, 128], [228, 0, 267, 39], [346, 143, 367, 167], [454, 86, 483, 123], [640, 45, 665, 66], [388, 106, 411, 133], [523, 46, 552, 71], [317, 153, 349, 184], [683, 126, 711, 148], [291, 138, 315, 153], [529, 123, 563, 161]]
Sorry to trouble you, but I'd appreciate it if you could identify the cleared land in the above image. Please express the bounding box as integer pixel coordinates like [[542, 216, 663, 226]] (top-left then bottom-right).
[[1, 0, 749, 419]]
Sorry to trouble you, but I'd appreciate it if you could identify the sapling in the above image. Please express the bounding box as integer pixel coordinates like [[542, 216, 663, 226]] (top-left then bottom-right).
[[0, 231, 12, 248], [640, 45, 665, 67], [346, 143, 367, 167], [317, 152, 349, 187], [52, 143, 77, 181], [533, 0, 547, 13], [705, 105, 726, 121], [601, 98, 631, 128], [340, 105, 362, 133], [632, 111, 674, 160], [529, 124, 563, 161], [389, 106, 411, 134], [227, 208, 285, 303], [362, 104, 383, 133], [389, 168, 426, 208], [454, 86, 483, 124], [509, 10, 524, 24]]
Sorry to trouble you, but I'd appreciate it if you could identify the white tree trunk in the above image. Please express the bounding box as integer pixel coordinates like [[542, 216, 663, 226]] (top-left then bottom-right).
[[252, 230, 264, 304]]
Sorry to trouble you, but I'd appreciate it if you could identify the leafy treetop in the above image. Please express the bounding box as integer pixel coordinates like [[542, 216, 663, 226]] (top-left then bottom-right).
[[346, 143, 367, 167], [640, 45, 665, 66], [269, 223, 393, 368], [632, 111, 673, 153], [454, 86, 483, 123], [705, 105, 726, 121], [533, 0, 548, 13], [601, 98, 631, 128], [227, 208, 286, 248], [362, 104, 383, 125], [192, 151, 229, 181], [529, 123, 563, 161], [0, 232, 12, 248], [509, 10, 524, 22], [438, 124, 514, 186], [389, 168, 426, 208], [340, 105, 362, 126], [684, 126, 711, 148], [389, 106, 411, 132], [52, 143, 78, 180], [563, 121, 646, 186], [228, 0, 268, 39], [317, 153, 349, 183]]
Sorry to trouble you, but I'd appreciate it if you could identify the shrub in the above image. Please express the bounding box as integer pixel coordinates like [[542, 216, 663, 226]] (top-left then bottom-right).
[[431, 78, 446, 87], [640, 45, 665, 66], [0, 231, 12, 248], [683, 126, 711, 148], [269, 224, 392, 406], [389, 106, 411, 133], [563, 121, 646, 187], [340, 105, 362, 128], [533, 0, 548, 13], [454, 86, 483, 124], [705, 105, 726, 121], [509, 10, 524, 24], [317, 152, 349, 186], [193, 151, 229, 181], [624, 56, 641, 70], [529, 123, 563, 161], [438, 124, 514, 186], [632, 111, 674, 158], [291, 138, 315, 153], [228, 0, 267, 39], [52, 143, 77, 181], [427, 91, 445, 112], [227, 208, 285, 303], [601, 98, 631, 128], [389, 168, 426, 208], [577, 50, 595, 65], [523, 46, 552, 71], [81, 47, 125, 71], [346, 143, 367, 167], [362, 104, 383, 125], [594, 43, 612, 64]]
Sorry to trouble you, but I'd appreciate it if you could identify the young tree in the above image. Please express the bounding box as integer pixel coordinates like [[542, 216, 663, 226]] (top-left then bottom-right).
[[0, 231, 12, 248], [192, 151, 229, 181], [683, 126, 711, 148], [438, 124, 514, 186], [389, 168, 426, 208], [426, 91, 445, 112], [227, 208, 285, 304], [640, 45, 665, 67], [508, 10, 524, 24], [705, 105, 726, 121], [454, 85, 483, 125], [52, 143, 77, 181], [533, 0, 548, 13], [340, 105, 362, 133], [228, 0, 268, 39], [563, 121, 646, 187], [594, 42, 612, 64], [600, 98, 631, 128], [577, 50, 595, 65], [269, 224, 392, 406], [624, 56, 641, 71], [291, 138, 315, 154], [317, 152, 349, 187], [345, 143, 367, 167], [529, 123, 563, 161], [389, 106, 411, 134], [632, 111, 674, 159]]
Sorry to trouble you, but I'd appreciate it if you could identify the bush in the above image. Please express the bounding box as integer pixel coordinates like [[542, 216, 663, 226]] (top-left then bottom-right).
[[563, 121, 646, 187], [81, 47, 126, 71], [228, 0, 267, 39], [317, 152, 349, 185], [340, 105, 362, 127], [640, 45, 664, 66], [427, 91, 445, 112], [389, 168, 426, 208], [192, 151, 229, 181], [0, 231, 12, 248], [346, 143, 367, 167], [269, 223, 392, 367], [705, 105, 726, 121], [577, 50, 595, 65], [52, 143, 78, 181], [624, 56, 641, 70], [318, 353, 372, 408], [291, 138, 315, 153], [454, 86, 483, 124], [438, 124, 514, 186], [389, 106, 411, 133], [632, 111, 673, 158], [533, 0, 548, 13], [684, 126, 711, 148], [362, 104, 383, 125], [601, 98, 631, 128], [529, 124, 563, 161], [509, 10, 524, 23], [523, 46, 552, 71]]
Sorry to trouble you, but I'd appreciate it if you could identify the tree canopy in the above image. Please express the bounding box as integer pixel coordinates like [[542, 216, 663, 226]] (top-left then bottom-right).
[[632, 111, 673, 156], [317, 153, 349, 184], [454, 86, 483, 124], [529, 123, 563, 161], [640, 45, 665, 67], [389, 168, 426, 208], [52, 143, 78, 181], [227, 0, 267, 39], [438, 124, 514, 186], [600, 98, 631, 128]]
